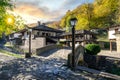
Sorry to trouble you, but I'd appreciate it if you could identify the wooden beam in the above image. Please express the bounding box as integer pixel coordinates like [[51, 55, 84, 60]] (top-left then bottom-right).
[[110, 40, 112, 52]]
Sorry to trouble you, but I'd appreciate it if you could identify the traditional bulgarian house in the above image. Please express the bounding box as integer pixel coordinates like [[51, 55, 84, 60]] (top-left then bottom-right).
[[7, 21, 97, 52], [108, 25, 120, 52], [7, 21, 63, 52], [60, 30, 97, 46], [7, 29, 27, 46]]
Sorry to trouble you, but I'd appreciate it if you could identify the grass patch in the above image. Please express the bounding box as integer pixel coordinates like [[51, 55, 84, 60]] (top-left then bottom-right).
[[0, 49, 24, 58], [97, 35, 109, 42], [4, 42, 13, 47]]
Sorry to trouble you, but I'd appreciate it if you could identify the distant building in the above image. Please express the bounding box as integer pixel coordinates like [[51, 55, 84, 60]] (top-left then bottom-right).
[[7, 21, 97, 53], [60, 30, 97, 46], [108, 25, 120, 52]]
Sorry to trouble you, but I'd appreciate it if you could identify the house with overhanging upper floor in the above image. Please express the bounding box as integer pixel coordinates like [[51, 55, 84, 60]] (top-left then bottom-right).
[[7, 21, 63, 52], [6, 21, 98, 53], [108, 25, 120, 52], [59, 30, 97, 47]]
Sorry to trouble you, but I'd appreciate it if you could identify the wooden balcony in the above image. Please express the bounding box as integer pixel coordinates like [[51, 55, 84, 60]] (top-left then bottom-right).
[[65, 38, 96, 42]]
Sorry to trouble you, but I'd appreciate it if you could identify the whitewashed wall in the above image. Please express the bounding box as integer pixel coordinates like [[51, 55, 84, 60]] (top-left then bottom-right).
[[108, 30, 116, 39], [20, 37, 46, 52]]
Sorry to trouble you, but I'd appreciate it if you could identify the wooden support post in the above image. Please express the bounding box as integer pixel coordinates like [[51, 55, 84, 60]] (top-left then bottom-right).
[[110, 40, 112, 52]]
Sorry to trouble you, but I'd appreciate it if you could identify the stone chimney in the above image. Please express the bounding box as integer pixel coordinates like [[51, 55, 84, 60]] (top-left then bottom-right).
[[38, 21, 41, 26]]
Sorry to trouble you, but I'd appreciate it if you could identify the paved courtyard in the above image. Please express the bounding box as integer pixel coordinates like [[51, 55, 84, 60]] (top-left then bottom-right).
[[0, 48, 108, 80], [0, 49, 83, 80], [98, 50, 120, 58]]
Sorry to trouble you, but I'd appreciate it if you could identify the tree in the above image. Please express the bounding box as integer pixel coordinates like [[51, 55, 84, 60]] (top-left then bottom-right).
[[60, 3, 94, 30], [93, 0, 119, 28], [115, 0, 120, 24], [75, 3, 94, 30], [0, 0, 13, 12], [0, 0, 13, 36], [60, 0, 120, 30], [0, 0, 25, 36], [60, 10, 71, 28]]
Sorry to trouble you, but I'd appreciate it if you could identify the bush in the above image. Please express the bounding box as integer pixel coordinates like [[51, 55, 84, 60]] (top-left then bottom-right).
[[85, 44, 101, 55]]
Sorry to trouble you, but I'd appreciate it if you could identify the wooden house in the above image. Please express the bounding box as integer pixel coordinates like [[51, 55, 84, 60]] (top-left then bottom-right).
[[60, 30, 97, 46]]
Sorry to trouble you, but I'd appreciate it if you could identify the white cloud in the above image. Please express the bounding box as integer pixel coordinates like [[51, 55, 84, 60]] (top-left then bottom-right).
[[10, 0, 93, 23]]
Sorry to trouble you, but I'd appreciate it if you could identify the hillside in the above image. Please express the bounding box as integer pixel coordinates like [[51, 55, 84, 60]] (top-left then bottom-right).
[[60, 0, 119, 30], [46, 21, 62, 29]]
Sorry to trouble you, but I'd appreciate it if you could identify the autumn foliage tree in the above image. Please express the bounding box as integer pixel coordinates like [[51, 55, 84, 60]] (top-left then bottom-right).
[[60, 0, 120, 31], [93, 0, 119, 28]]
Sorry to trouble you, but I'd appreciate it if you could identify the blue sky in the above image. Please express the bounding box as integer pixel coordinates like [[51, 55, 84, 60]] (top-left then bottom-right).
[[11, 0, 94, 23]]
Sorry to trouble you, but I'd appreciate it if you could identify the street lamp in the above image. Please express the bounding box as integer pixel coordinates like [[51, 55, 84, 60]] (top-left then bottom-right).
[[25, 28, 32, 58], [70, 18, 77, 69]]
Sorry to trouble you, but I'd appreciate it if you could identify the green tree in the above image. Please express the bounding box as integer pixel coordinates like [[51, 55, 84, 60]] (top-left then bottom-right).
[[0, 0, 13, 36], [0, 0, 25, 36], [76, 3, 94, 30], [115, 0, 120, 24], [60, 10, 71, 28], [0, 0, 13, 12], [60, 0, 120, 30], [93, 0, 119, 28], [60, 3, 94, 30]]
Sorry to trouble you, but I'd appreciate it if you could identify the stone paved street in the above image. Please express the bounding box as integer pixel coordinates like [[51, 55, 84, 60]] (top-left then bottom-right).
[[0, 53, 15, 62], [0, 48, 108, 80]]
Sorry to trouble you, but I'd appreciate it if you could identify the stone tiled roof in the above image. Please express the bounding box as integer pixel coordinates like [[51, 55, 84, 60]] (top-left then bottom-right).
[[33, 25, 63, 33], [26, 23, 63, 33]]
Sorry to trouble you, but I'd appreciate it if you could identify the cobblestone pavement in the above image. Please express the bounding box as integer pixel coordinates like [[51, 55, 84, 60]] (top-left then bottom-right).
[[0, 53, 15, 62], [0, 48, 107, 80]]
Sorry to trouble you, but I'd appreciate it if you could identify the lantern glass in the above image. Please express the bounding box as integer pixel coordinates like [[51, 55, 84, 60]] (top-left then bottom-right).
[[28, 29, 32, 32], [70, 18, 77, 26]]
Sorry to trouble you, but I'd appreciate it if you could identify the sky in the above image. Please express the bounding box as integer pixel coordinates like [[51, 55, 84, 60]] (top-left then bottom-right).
[[10, 0, 94, 24]]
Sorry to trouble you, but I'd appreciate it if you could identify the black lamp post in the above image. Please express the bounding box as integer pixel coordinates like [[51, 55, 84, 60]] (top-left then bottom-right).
[[70, 18, 77, 69], [25, 28, 32, 58]]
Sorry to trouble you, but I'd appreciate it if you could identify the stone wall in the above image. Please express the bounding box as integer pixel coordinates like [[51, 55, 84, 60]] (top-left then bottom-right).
[[83, 54, 120, 75], [20, 37, 46, 53], [67, 45, 84, 68], [36, 44, 62, 55]]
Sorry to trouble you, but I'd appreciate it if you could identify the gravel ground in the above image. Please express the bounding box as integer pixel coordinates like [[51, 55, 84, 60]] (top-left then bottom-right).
[[0, 48, 107, 80]]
